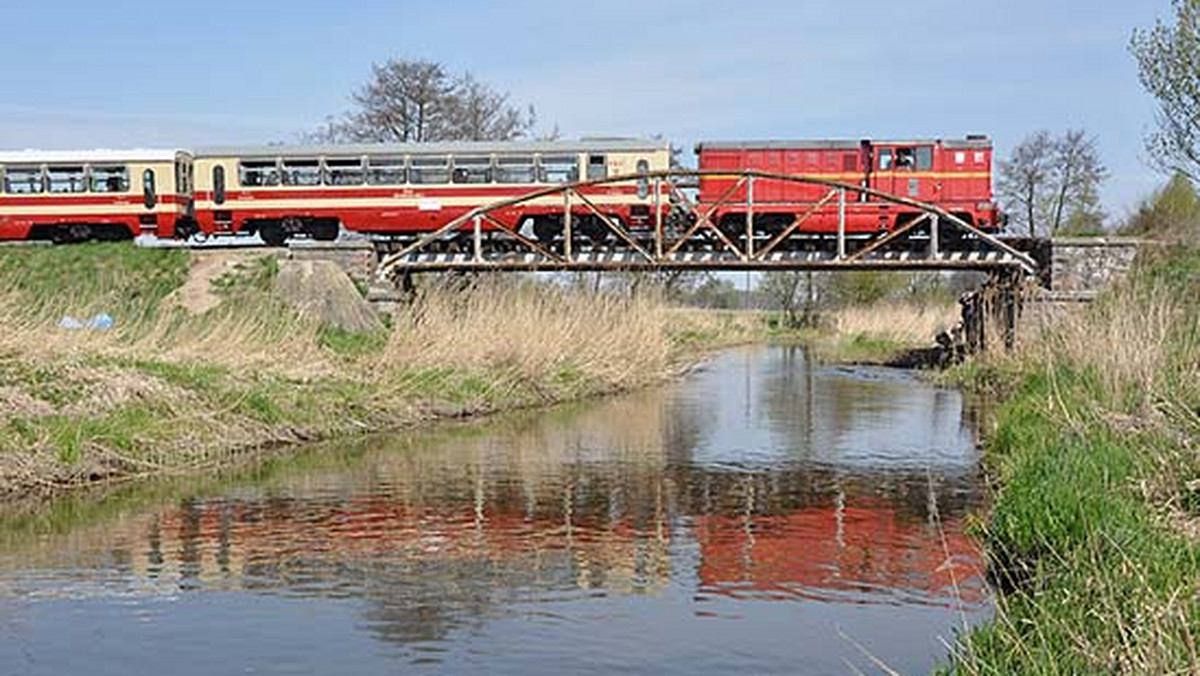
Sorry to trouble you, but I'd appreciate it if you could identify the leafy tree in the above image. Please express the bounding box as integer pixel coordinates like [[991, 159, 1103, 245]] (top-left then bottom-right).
[[760, 271, 819, 328], [826, 270, 893, 307], [1131, 1, 1200, 180], [997, 130, 1107, 236], [1120, 172, 1200, 239], [316, 59, 534, 143]]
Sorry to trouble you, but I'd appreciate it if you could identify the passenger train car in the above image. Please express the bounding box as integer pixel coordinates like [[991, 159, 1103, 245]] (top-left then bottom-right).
[[696, 136, 1001, 237], [190, 139, 673, 246], [0, 149, 194, 242]]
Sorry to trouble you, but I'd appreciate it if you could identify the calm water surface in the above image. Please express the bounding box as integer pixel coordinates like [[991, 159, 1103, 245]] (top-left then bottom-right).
[[0, 346, 990, 675]]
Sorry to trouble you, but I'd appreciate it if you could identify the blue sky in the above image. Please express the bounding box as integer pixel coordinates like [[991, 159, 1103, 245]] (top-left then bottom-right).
[[0, 0, 1171, 220]]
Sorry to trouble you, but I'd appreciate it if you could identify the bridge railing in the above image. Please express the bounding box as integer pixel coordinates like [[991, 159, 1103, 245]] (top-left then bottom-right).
[[375, 169, 1039, 279]]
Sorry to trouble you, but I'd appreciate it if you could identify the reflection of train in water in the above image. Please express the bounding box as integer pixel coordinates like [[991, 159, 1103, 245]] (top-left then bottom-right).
[[107, 472, 984, 607], [0, 136, 1001, 246]]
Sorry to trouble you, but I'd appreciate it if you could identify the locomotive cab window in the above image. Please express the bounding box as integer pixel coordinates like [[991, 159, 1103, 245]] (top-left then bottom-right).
[[240, 160, 279, 187], [878, 149, 894, 170], [5, 166, 44, 194], [915, 146, 934, 171], [894, 148, 915, 169], [90, 166, 129, 193], [451, 156, 492, 184], [282, 159, 321, 186], [539, 155, 578, 183], [47, 166, 86, 193], [587, 154, 607, 181], [366, 157, 406, 185], [410, 156, 450, 184], [325, 157, 365, 185], [495, 155, 535, 183]]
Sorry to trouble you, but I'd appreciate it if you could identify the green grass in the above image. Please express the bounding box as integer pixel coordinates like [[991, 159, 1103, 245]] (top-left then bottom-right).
[[0, 242, 187, 326], [316, 324, 388, 358], [945, 246, 1200, 674]]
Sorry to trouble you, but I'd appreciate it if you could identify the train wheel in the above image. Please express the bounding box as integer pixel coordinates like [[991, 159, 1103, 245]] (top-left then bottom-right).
[[260, 224, 287, 247], [533, 217, 560, 244], [310, 220, 339, 241]]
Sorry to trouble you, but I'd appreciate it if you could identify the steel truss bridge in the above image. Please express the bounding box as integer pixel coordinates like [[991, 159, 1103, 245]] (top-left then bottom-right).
[[376, 170, 1040, 282]]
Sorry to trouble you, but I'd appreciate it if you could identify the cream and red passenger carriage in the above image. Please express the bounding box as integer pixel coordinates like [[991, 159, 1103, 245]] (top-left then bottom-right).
[[191, 139, 673, 246], [0, 149, 193, 242]]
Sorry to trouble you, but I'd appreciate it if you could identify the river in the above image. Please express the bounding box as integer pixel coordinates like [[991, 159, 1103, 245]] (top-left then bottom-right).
[[0, 346, 990, 675]]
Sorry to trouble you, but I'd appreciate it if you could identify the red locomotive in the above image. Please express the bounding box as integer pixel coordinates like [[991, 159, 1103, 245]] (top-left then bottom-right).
[[696, 136, 1002, 240]]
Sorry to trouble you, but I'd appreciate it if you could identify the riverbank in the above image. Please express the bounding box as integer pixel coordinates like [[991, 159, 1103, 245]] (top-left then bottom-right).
[[0, 244, 758, 500], [772, 301, 959, 366], [943, 245, 1199, 673]]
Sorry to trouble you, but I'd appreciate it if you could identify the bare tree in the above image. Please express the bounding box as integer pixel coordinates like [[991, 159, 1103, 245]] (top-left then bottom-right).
[[316, 59, 535, 143], [998, 130, 1107, 236], [1131, 1, 1200, 180], [447, 73, 535, 141], [1049, 130, 1108, 234], [997, 131, 1055, 236]]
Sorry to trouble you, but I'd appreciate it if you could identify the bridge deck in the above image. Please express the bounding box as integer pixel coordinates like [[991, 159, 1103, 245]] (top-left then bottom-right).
[[382, 249, 1029, 272]]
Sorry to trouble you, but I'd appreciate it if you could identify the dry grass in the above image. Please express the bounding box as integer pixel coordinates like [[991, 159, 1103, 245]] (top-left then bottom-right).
[[381, 280, 676, 393], [831, 302, 958, 345]]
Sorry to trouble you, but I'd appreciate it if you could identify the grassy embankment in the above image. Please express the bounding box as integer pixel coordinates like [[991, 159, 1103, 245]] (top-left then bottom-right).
[[942, 245, 1200, 674], [0, 243, 757, 498], [793, 301, 959, 364]]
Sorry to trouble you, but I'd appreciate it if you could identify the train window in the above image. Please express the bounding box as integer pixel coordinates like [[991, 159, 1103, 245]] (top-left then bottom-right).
[[47, 166, 87, 194], [366, 157, 406, 185], [451, 156, 492, 184], [894, 148, 915, 169], [540, 155, 578, 183], [587, 154, 607, 181], [325, 157, 365, 185], [240, 160, 279, 187], [143, 168, 157, 208], [916, 147, 933, 171], [213, 165, 226, 204], [90, 166, 129, 193], [5, 166, 44, 194], [495, 155, 536, 183], [282, 159, 321, 186], [410, 156, 450, 184], [878, 149, 894, 170]]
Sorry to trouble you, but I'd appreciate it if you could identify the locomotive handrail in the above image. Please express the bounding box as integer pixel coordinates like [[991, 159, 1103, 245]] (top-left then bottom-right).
[[375, 169, 1038, 279]]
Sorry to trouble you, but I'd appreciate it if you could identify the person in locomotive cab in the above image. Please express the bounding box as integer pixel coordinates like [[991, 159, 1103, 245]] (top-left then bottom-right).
[[895, 148, 914, 169]]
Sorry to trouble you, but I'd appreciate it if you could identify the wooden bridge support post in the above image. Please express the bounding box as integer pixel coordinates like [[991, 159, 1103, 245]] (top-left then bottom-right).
[[930, 214, 939, 258]]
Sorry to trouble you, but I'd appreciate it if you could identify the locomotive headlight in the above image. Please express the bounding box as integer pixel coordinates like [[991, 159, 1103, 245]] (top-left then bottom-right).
[[977, 201, 996, 211]]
